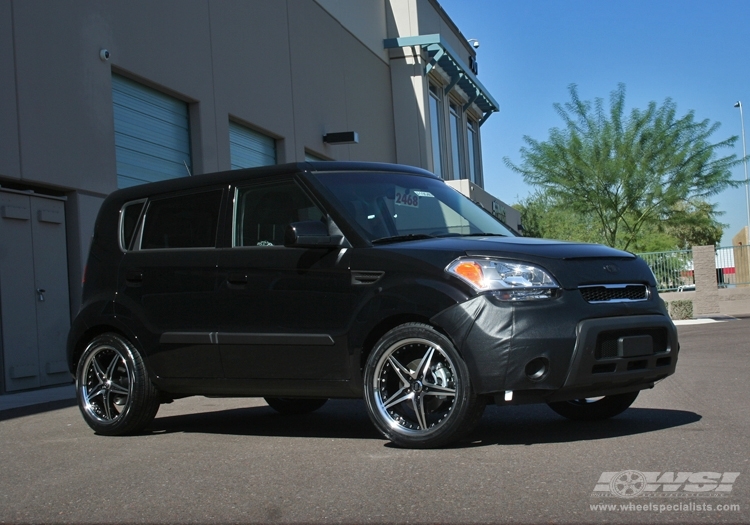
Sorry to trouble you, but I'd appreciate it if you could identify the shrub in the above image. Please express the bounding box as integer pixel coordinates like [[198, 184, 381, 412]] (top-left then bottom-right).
[[670, 300, 693, 320]]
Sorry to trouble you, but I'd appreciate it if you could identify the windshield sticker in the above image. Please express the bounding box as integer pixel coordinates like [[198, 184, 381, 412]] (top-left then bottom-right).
[[395, 187, 419, 208], [413, 190, 434, 197]]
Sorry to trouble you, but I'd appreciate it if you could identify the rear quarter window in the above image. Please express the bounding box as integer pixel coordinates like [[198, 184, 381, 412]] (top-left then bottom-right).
[[119, 199, 146, 251]]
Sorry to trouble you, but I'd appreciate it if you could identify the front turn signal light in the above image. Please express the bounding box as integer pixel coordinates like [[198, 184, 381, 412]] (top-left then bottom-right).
[[452, 261, 485, 289]]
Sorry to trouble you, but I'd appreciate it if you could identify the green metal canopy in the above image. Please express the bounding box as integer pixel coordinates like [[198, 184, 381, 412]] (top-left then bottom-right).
[[384, 34, 499, 125]]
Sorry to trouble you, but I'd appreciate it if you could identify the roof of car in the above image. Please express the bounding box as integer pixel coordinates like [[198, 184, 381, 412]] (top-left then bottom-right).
[[107, 161, 437, 203]]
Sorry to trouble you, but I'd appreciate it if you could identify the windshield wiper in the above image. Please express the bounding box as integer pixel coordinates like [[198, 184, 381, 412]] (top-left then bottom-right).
[[459, 232, 508, 237], [371, 233, 435, 245]]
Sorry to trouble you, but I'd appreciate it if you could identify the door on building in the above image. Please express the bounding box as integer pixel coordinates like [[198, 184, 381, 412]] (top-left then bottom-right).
[[0, 190, 71, 392]]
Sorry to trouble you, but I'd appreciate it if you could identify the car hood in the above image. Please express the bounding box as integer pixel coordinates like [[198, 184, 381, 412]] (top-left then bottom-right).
[[377, 236, 655, 288]]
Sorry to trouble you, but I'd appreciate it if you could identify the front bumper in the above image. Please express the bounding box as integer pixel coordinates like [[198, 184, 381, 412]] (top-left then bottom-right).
[[430, 293, 678, 403]]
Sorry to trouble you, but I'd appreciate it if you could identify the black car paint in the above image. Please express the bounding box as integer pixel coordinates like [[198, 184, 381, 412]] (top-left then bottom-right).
[[67, 161, 678, 405]]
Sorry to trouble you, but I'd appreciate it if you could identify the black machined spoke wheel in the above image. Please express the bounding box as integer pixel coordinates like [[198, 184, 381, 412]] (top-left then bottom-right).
[[81, 345, 133, 423], [75, 333, 160, 436], [364, 323, 485, 448], [375, 338, 457, 432]]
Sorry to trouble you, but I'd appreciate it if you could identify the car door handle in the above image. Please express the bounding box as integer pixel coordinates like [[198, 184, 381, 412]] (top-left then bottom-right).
[[125, 269, 143, 285], [227, 273, 248, 285]]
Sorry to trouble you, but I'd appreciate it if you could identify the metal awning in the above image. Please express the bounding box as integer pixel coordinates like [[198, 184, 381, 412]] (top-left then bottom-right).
[[384, 34, 499, 125]]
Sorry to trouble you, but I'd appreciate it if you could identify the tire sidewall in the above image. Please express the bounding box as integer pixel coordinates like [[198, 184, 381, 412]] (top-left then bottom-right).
[[75, 333, 154, 435], [363, 323, 475, 448]]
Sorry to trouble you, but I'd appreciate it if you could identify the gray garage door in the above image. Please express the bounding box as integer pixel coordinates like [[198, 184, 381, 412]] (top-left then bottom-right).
[[229, 122, 276, 169], [0, 191, 71, 392], [112, 75, 192, 188]]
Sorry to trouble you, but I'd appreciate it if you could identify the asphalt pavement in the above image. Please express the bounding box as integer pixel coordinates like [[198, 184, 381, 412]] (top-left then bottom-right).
[[1, 319, 748, 524]]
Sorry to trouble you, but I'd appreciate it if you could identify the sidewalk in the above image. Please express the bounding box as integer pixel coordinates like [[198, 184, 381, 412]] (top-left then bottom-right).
[[0, 383, 75, 413]]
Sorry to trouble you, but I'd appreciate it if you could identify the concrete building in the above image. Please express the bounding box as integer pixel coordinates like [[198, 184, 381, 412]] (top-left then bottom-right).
[[0, 0, 513, 394]]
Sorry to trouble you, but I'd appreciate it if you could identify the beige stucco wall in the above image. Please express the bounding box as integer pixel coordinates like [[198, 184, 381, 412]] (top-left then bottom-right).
[[731, 226, 750, 288], [315, 0, 389, 62], [0, 0, 399, 195]]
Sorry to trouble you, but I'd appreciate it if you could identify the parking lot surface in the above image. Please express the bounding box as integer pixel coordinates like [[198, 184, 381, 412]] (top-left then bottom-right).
[[1, 320, 748, 524]]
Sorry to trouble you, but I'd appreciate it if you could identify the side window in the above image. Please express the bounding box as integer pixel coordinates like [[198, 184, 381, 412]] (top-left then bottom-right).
[[234, 181, 323, 247], [141, 190, 222, 249], [120, 199, 145, 251]]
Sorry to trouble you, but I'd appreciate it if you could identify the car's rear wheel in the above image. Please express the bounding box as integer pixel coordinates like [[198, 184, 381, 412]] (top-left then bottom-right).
[[264, 397, 327, 415], [364, 323, 486, 449], [546, 391, 639, 421], [75, 333, 160, 435]]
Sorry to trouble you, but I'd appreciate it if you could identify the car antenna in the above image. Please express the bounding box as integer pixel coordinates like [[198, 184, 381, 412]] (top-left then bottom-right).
[[183, 160, 192, 176]]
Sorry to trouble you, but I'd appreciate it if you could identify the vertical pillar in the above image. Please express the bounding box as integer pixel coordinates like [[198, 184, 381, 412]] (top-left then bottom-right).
[[692, 245, 720, 316]]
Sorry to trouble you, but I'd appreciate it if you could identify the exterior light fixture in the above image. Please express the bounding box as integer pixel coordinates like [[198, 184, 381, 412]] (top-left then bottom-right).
[[323, 131, 359, 145]]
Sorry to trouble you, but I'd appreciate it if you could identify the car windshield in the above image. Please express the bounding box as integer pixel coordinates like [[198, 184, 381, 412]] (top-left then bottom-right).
[[310, 171, 515, 243]]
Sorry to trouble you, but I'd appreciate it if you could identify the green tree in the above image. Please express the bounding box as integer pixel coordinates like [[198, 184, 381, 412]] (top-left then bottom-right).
[[505, 84, 740, 251], [515, 191, 601, 243], [517, 191, 725, 251]]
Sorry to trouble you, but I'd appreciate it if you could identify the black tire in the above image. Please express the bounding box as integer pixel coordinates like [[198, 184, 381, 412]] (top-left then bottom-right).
[[546, 391, 639, 421], [363, 323, 486, 449], [264, 397, 327, 415], [75, 333, 160, 435]]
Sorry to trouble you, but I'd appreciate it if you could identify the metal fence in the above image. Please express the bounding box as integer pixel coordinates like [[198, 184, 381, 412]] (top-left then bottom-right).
[[637, 245, 750, 291], [636, 250, 694, 292], [715, 244, 750, 287]]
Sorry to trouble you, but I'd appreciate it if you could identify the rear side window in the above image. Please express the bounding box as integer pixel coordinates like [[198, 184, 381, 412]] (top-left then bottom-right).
[[141, 190, 222, 249]]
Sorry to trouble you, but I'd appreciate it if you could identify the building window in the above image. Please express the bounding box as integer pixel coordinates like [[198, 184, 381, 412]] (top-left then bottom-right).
[[449, 102, 463, 180], [112, 75, 192, 188], [428, 84, 444, 179], [229, 122, 276, 169], [467, 119, 480, 185]]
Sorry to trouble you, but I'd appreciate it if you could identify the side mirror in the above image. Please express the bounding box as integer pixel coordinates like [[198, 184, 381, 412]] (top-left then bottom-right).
[[284, 220, 342, 248]]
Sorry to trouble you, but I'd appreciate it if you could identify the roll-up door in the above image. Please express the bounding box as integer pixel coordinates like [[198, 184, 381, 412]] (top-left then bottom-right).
[[229, 122, 276, 169], [112, 75, 192, 188]]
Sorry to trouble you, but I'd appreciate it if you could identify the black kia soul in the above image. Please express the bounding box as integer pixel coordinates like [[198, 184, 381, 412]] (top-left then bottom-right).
[[67, 161, 678, 448]]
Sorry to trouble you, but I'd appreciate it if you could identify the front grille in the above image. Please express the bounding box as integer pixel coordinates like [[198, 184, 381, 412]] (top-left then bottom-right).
[[579, 284, 648, 303]]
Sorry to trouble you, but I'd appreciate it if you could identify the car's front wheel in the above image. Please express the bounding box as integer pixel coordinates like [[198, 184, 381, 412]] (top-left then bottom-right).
[[364, 323, 486, 448], [546, 391, 639, 421], [75, 333, 160, 435]]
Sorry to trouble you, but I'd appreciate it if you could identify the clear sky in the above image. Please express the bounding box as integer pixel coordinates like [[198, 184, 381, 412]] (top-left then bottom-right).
[[439, 0, 750, 247]]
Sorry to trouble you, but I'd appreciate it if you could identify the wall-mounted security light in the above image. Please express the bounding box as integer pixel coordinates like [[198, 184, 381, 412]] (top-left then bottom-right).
[[323, 131, 359, 145]]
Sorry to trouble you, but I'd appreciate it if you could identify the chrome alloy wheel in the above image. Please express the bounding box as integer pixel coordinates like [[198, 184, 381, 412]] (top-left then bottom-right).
[[78, 342, 134, 424], [372, 337, 458, 433]]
